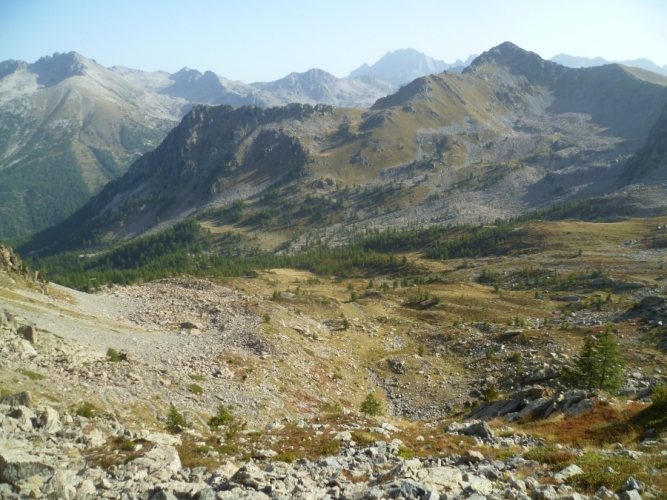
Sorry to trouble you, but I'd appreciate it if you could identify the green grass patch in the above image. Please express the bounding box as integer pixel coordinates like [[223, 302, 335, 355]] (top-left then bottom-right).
[[564, 453, 651, 493], [351, 431, 383, 446], [318, 439, 341, 456], [396, 446, 416, 459], [188, 383, 203, 395], [17, 369, 44, 381], [273, 451, 299, 463], [219, 444, 239, 455]]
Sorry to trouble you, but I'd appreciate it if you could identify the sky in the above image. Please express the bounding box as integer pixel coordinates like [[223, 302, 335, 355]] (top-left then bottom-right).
[[1, 0, 666, 82]]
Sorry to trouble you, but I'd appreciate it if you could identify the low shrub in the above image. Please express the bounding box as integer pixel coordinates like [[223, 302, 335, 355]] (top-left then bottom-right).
[[651, 384, 667, 411], [107, 348, 121, 362], [209, 405, 235, 429], [76, 403, 95, 419]]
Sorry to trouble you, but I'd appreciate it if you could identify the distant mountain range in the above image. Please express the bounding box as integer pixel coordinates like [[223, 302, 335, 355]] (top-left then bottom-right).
[[111, 65, 399, 109], [2, 48, 471, 239], [3, 45, 667, 241], [551, 54, 667, 76], [20, 42, 667, 258]]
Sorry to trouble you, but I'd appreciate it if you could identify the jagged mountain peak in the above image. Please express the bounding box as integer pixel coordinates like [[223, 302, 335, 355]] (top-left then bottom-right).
[[348, 48, 450, 85], [170, 67, 204, 83], [27, 51, 99, 86], [268, 68, 340, 88], [0, 59, 28, 81]]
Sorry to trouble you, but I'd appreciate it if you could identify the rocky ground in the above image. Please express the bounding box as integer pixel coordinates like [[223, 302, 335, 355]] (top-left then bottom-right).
[[2, 219, 667, 498]]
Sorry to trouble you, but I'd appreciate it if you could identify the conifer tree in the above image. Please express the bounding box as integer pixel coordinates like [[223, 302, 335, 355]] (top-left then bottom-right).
[[565, 336, 600, 391], [564, 325, 625, 393], [596, 326, 625, 392]]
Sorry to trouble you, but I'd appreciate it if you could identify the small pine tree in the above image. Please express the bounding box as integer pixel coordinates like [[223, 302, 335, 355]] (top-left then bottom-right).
[[483, 384, 499, 402], [166, 405, 187, 433], [564, 336, 600, 391], [209, 404, 234, 429], [360, 393, 383, 416], [596, 326, 625, 392]]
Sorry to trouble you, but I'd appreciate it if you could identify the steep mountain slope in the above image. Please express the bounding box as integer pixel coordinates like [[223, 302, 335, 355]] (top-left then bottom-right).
[[0, 54, 399, 240], [21, 103, 333, 252], [20, 42, 667, 258], [552, 53, 667, 76], [617, 101, 667, 185], [348, 48, 477, 84], [0, 52, 183, 239]]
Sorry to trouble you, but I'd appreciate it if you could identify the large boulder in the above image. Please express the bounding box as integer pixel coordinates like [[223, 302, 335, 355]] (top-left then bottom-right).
[[17, 325, 37, 344], [564, 399, 595, 417], [461, 450, 485, 463], [230, 464, 267, 490], [37, 407, 61, 434], [554, 464, 584, 483], [131, 445, 181, 476], [0, 450, 55, 485], [506, 397, 555, 422], [461, 421, 495, 439], [466, 398, 523, 420], [422, 467, 463, 492], [13, 339, 37, 356]]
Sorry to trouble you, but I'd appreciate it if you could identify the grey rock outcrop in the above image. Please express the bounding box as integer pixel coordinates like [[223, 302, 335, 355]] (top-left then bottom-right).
[[0, 450, 55, 485]]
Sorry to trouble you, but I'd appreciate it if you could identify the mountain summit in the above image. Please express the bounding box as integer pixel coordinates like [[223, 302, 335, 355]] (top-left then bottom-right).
[[464, 42, 566, 85], [348, 48, 476, 85]]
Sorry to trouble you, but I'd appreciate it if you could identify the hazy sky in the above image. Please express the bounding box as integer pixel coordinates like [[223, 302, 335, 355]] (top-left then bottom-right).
[[2, 0, 665, 82]]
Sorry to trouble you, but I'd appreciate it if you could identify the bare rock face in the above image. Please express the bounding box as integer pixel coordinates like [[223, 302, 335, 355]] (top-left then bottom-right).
[[619, 101, 667, 185], [0, 243, 46, 288], [0, 391, 33, 408], [0, 244, 26, 275], [0, 450, 55, 485], [17, 325, 37, 344]]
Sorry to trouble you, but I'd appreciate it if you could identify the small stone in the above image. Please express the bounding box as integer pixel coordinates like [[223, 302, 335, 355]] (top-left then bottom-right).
[[461, 450, 484, 463]]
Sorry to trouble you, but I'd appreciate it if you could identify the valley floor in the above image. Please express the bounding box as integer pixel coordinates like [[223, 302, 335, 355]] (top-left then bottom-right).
[[1, 217, 667, 498]]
